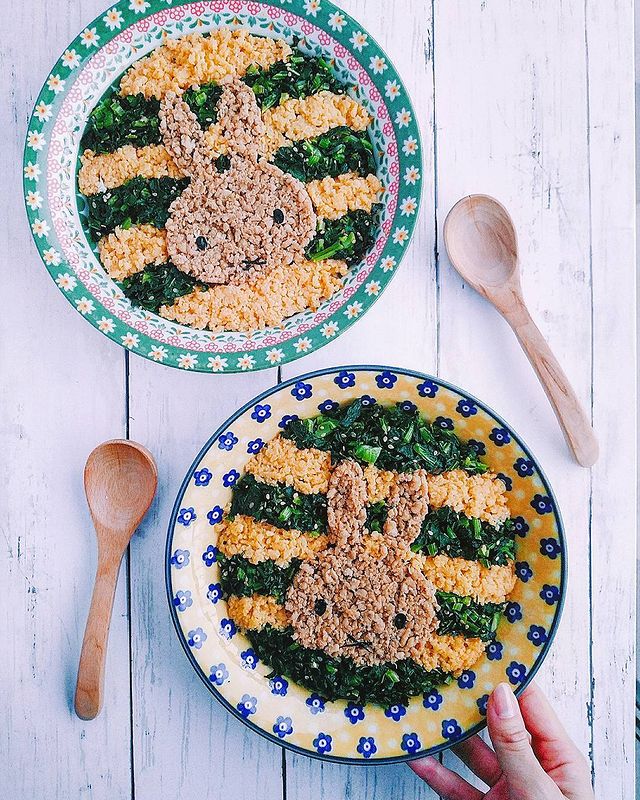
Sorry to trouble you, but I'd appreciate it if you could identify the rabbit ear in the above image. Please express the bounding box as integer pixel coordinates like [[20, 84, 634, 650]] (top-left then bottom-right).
[[383, 470, 429, 547], [159, 92, 212, 177], [215, 76, 266, 161], [326, 460, 368, 548]]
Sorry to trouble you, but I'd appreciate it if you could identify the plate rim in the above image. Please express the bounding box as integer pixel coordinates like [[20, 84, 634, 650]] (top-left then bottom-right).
[[23, 0, 424, 373], [165, 364, 567, 764]]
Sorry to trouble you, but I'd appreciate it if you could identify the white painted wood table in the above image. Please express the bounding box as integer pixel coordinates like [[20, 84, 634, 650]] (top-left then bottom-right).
[[1, 1, 636, 797]]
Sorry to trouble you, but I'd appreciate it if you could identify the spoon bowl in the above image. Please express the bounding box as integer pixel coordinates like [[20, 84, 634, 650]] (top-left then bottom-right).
[[443, 194, 598, 468], [75, 440, 157, 720]]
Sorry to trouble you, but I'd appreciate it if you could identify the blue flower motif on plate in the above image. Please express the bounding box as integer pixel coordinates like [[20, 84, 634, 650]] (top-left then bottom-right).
[[497, 473, 513, 491], [456, 398, 478, 418], [505, 601, 523, 623], [318, 399, 339, 413], [313, 733, 332, 755], [468, 438, 486, 456], [251, 403, 272, 423], [202, 545, 218, 567], [237, 694, 257, 717], [477, 694, 489, 716], [207, 583, 222, 604], [334, 370, 356, 389], [540, 537, 561, 559], [209, 663, 228, 686], [540, 584, 560, 605], [187, 627, 207, 649], [489, 427, 511, 446], [512, 516, 530, 537], [375, 370, 397, 389], [217, 432, 238, 451], [506, 661, 527, 686], [194, 467, 213, 486], [457, 670, 476, 690], [247, 438, 264, 455], [291, 380, 312, 400], [401, 732, 422, 754], [398, 400, 417, 413], [532, 494, 554, 515], [173, 589, 192, 612], [359, 394, 376, 406], [416, 378, 438, 398], [241, 648, 259, 670], [422, 690, 443, 710], [515, 561, 533, 582], [222, 469, 240, 487], [344, 703, 365, 724], [177, 507, 196, 526], [442, 719, 463, 741], [435, 416, 454, 430], [513, 457, 534, 477], [384, 704, 406, 722], [170, 548, 190, 569], [269, 676, 288, 696], [279, 414, 299, 429], [207, 506, 224, 525], [357, 736, 377, 758], [219, 618, 237, 640], [527, 625, 548, 647], [273, 715, 293, 738], [486, 640, 503, 661], [306, 694, 325, 714]]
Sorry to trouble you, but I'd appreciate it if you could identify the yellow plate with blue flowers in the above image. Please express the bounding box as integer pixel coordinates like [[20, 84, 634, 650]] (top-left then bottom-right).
[[166, 366, 565, 763]]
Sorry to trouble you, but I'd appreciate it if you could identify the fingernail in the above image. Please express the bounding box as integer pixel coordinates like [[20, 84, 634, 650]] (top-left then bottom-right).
[[493, 683, 517, 719]]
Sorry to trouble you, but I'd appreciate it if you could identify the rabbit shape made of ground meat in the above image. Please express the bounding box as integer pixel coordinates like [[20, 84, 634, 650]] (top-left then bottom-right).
[[285, 460, 439, 667], [159, 76, 317, 285]]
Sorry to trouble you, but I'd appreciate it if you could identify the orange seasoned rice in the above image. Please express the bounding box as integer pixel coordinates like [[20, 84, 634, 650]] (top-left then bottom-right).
[[226, 595, 289, 631], [306, 173, 383, 220], [98, 224, 168, 281], [428, 470, 510, 525], [246, 436, 332, 495], [423, 555, 517, 604], [78, 144, 183, 195]]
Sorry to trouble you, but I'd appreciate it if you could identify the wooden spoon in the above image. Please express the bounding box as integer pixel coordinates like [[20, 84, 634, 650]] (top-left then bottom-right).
[[74, 440, 157, 720], [443, 194, 598, 467]]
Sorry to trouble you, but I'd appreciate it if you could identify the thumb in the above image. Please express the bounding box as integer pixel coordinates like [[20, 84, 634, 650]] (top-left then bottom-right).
[[487, 683, 558, 799]]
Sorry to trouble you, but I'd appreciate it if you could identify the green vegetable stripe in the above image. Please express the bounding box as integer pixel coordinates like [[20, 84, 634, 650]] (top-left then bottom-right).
[[435, 591, 505, 642], [365, 501, 387, 534], [80, 93, 162, 155], [306, 207, 381, 266], [282, 399, 488, 475], [81, 51, 348, 156], [121, 262, 202, 313], [218, 554, 301, 605], [229, 474, 327, 533], [272, 126, 376, 183], [249, 625, 452, 706], [412, 507, 516, 567], [244, 53, 345, 111], [86, 176, 189, 240]]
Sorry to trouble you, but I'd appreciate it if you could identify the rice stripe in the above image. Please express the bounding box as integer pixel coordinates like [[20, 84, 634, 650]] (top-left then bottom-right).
[[423, 555, 516, 604], [306, 173, 384, 220], [217, 515, 328, 566], [98, 224, 168, 281], [226, 595, 289, 631], [78, 144, 184, 195], [428, 469, 509, 526], [246, 436, 332, 494]]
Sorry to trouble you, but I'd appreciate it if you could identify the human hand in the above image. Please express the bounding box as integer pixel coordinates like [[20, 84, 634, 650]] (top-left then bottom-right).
[[409, 681, 594, 800]]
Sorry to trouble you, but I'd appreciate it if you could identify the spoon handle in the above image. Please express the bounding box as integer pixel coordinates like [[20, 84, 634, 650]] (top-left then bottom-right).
[[74, 548, 122, 720], [502, 301, 599, 467]]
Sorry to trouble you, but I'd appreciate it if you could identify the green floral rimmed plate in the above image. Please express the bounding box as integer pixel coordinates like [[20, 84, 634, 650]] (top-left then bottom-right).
[[23, 0, 422, 373], [166, 366, 566, 763]]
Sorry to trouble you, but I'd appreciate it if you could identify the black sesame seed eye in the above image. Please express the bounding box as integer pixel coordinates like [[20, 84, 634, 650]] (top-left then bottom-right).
[[196, 236, 208, 251], [314, 599, 327, 616], [273, 208, 285, 224], [393, 612, 407, 629]]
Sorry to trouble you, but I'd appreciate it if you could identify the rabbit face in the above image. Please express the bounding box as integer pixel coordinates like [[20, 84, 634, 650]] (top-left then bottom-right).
[[285, 461, 439, 667], [159, 77, 316, 286]]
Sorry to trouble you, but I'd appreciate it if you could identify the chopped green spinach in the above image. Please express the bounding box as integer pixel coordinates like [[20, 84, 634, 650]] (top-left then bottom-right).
[[281, 399, 488, 475], [306, 207, 380, 265], [182, 83, 223, 127], [249, 625, 452, 706], [412, 508, 516, 567], [272, 126, 376, 182], [365, 501, 388, 534], [86, 176, 189, 240], [80, 92, 162, 155], [244, 52, 346, 110], [229, 474, 327, 533], [218, 553, 301, 604], [436, 591, 505, 641], [121, 262, 202, 313]]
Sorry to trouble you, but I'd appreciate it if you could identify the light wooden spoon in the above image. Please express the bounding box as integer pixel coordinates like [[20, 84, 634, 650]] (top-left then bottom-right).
[[443, 194, 598, 467], [74, 440, 157, 720]]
